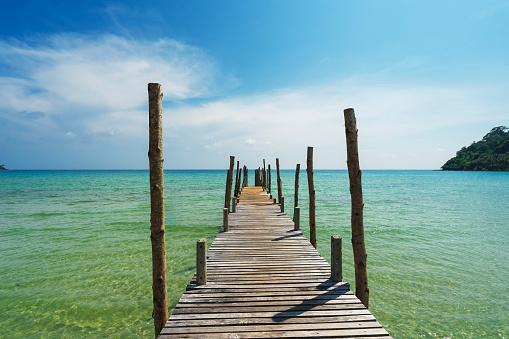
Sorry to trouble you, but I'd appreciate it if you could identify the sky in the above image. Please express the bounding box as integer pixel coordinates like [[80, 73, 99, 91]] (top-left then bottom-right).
[[0, 0, 508, 170]]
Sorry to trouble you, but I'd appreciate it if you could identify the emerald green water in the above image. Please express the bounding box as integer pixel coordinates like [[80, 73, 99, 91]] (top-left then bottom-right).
[[0, 170, 507, 338]]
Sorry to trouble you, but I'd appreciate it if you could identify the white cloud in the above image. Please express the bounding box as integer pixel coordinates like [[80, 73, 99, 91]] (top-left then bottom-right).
[[0, 34, 234, 141], [1, 33, 507, 170], [164, 78, 508, 169]]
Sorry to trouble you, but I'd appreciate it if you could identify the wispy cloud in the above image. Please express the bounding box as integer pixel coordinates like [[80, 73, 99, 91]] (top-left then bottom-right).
[[1, 34, 506, 169], [0, 34, 235, 142], [164, 78, 508, 169]]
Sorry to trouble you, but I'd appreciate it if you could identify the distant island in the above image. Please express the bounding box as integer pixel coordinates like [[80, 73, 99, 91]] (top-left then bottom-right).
[[0, 164, 8, 171], [442, 126, 509, 171]]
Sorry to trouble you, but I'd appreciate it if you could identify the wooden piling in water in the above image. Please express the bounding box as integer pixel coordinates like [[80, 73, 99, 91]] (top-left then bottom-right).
[[276, 158, 282, 204], [225, 156, 235, 212], [262, 159, 266, 191], [267, 164, 271, 195], [237, 168, 242, 195], [234, 161, 240, 197], [242, 165, 248, 187], [196, 239, 207, 285], [307, 147, 317, 249], [293, 163, 300, 222], [294, 163, 300, 208], [344, 107, 369, 309], [148, 83, 168, 338]]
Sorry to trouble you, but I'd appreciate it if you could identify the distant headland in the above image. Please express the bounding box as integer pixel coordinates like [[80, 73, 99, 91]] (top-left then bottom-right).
[[0, 164, 9, 171], [442, 126, 509, 171]]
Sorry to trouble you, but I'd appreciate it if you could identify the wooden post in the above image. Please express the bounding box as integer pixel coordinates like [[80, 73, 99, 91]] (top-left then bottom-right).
[[276, 158, 282, 204], [231, 197, 237, 213], [242, 166, 246, 187], [294, 206, 300, 231], [267, 164, 271, 194], [225, 156, 235, 211], [243, 166, 248, 187], [196, 239, 207, 285], [224, 169, 230, 208], [294, 164, 300, 208], [331, 235, 342, 282], [148, 83, 168, 338], [344, 107, 369, 309], [223, 207, 229, 232], [280, 196, 284, 213], [293, 164, 300, 222], [307, 147, 317, 249], [234, 160, 240, 197], [262, 159, 266, 190], [237, 168, 242, 195]]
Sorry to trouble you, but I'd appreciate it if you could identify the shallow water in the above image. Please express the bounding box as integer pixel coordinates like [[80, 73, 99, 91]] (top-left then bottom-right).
[[0, 170, 507, 338]]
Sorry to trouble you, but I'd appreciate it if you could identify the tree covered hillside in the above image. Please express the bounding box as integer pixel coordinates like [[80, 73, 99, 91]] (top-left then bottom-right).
[[442, 126, 509, 171]]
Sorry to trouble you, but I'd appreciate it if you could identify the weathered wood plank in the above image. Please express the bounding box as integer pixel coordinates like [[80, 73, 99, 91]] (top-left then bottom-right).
[[160, 328, 391, 338], [162, 321, 385, 334], [166, 314, 376, 327], [168, 309, 373, 320]]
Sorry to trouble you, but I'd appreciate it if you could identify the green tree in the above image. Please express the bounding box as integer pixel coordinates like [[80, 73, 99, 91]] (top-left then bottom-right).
[[442, 126, 509, 171]]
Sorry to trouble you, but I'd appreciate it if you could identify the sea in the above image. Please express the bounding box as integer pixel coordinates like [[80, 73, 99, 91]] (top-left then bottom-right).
[[0, 169, 507, 338]]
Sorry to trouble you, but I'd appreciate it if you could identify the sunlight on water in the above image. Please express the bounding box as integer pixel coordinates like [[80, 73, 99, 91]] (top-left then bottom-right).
[[0, 170, 507, 338]]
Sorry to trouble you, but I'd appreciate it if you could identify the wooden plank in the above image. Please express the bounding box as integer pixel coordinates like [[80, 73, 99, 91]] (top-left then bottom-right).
[[159, 329, 391, 338], [162, 321, 385, 334], [166, 314, 376, 327], [168, 309, 373, 320]]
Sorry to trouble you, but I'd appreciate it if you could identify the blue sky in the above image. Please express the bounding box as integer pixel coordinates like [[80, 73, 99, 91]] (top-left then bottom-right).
[[1, 0, 508, 169]]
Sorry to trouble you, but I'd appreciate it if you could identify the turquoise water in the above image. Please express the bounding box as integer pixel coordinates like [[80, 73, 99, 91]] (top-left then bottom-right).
[[0, 170, 507, 338]]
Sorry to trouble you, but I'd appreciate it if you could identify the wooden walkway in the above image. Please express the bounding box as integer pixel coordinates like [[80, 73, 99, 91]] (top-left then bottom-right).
[[158, 187, 392, 338]]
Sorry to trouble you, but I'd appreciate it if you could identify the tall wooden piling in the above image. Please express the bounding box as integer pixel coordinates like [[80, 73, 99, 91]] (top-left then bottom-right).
[[225, 156, 235, 212], [268, 164, 271, 195], [344, 107, 369, 309], [262, 159, 266, 190], [243, 166, 248, 187], [276, 158, 282, 204], [224, 169, 230, 207], [234, 161, 240, 197], [307, 147, 317, 249], [294, 164, 300, 208], [147, 83, 168, 338], [236, 168, 242, 196], [293, 164, 300, 222]]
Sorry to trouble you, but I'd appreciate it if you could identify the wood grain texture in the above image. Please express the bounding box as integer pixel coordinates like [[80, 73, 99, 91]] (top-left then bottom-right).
[[158, 186, 391, 338], [148, 83, 168, 338]]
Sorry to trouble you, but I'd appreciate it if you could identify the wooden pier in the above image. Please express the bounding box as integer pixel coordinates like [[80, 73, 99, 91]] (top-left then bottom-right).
[[158, 186, 391, 338]]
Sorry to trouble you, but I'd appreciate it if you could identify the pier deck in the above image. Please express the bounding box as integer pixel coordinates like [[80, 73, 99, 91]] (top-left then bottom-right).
[[158, 186, 391, 338]]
